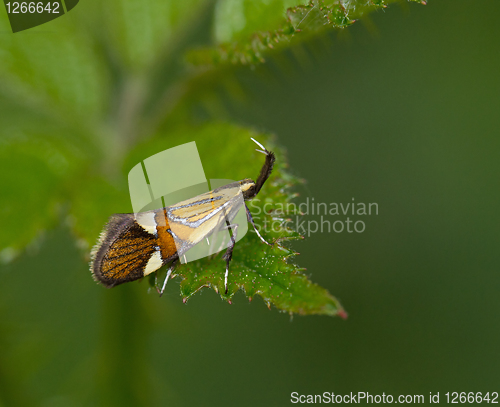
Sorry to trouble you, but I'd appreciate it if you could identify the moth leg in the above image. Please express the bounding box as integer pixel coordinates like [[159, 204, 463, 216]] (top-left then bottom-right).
[[222, 221, 239, 294], [214, 229, 229, 254], [158, 259, 178, 297], [214, 221, 238, 253], [245, 204, 272, 246]]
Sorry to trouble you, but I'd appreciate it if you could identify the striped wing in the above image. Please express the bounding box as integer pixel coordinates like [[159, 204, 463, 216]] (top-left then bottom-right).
[[166, 182, 244, 255], [90, 214, 158, 287]]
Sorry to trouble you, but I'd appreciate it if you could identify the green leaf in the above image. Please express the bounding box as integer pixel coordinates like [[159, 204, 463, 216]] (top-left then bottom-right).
[[214, 0, 303, 43], [177, 225, 346, 317], [126, 122, 345, 317], [188, 0, 426, 66]]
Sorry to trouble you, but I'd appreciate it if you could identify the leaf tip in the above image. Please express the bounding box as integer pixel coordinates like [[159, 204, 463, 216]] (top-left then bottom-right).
[[338, 309, 348, 320]]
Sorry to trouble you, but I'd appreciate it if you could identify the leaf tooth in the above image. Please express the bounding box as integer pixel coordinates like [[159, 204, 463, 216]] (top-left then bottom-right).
[[338, 310, 348, 320]]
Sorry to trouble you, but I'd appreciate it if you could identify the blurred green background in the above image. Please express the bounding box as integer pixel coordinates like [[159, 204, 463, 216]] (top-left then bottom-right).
[[1, 0, 500, 406]]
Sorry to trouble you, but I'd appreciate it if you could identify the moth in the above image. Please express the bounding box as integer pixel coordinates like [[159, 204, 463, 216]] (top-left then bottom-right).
[[90, 138, 275, 295]]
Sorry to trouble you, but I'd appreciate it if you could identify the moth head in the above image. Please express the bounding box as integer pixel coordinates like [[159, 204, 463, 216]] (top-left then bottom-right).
[[240, 178, 257, 200]]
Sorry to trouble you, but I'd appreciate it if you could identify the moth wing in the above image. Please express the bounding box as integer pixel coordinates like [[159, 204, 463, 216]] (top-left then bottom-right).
[[90, 213, 158, 287], [166, 185, 244, 255]]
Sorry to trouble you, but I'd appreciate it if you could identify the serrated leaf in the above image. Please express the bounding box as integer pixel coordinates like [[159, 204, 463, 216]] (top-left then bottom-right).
[[178, 233, 345, 316], [214, 0, 303, 43], [188, 0, 426, 66]]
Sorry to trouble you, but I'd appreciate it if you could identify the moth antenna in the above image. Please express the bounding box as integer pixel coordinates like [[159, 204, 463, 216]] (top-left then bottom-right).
[[250, 137, 267, 152], [222, 219, 237, 294]]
